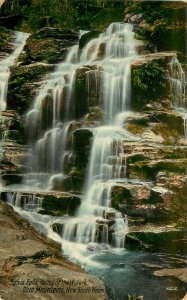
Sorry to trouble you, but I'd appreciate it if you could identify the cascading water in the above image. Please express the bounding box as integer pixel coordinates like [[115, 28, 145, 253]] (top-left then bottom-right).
[[23, 23, 141, 190], [0, 31, 29, 111], [20, 23, 142, 250], [24, 44, 79, 188], [59, 23, 141, 250], [168, 55, 187, 136]]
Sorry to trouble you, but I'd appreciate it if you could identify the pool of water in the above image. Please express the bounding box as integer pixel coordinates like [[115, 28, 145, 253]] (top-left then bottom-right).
[[84, 249, 187, 300]]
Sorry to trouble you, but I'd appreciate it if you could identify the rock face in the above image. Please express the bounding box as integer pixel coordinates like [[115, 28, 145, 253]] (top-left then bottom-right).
[[7, 63, 55, 113], [0, 26, 14, 57], [0, 201, 105, 300], [131, 52, 175, 109], [24, 27, 79, 64], [0, 110, 29, 186]]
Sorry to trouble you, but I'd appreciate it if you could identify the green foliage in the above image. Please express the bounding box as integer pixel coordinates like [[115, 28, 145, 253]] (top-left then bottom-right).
[[133, 62, 165, 92], [125, 1, 187, 54], [1, 0, 130, 32], [125, 1, 172, 25], [132, 61, 167, 106], [89, 4, 125, 31]]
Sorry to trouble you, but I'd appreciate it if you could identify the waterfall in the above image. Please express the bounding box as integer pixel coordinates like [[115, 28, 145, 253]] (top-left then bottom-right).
[[19, 22, 142, 249], [168, 55, 187, 136], [59, 23, 141, 249], [24, 44, 80, 188], [0, 31, 29, 111], [24, 23, 141, 190]]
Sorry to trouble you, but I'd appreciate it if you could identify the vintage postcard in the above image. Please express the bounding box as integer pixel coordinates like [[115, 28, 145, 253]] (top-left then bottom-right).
[[0, 1, 186, 299]]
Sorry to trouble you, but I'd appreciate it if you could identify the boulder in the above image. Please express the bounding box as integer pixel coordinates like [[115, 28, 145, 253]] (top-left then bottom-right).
[[131, 52, 176, 68], [128, 157, 187, 181], [150, 111, 184, 135], [143, 99, 173, 112], [124, 13, 143, 24], [84, 107, 105, 123], [1, 174, 23, 185], [125, 110, 184, 137], [125, 226, 186, 253], [124, 2, 187, 55], [41, 192, 81, 216]]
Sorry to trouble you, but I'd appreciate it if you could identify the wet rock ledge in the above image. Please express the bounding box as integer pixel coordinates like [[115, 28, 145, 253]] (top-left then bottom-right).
[[0, 201, 105, 300]]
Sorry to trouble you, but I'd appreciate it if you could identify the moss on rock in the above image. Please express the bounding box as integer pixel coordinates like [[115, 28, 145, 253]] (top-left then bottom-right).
[[129, 159, 187, 180], [7, 63, 55, 113], [24, 27, 79, 64]]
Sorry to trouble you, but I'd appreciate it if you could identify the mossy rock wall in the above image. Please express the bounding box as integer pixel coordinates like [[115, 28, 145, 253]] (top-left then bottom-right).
[[24, 27, 79, 64], [131, 54, 174, 110], [7, 63, 55, 113]]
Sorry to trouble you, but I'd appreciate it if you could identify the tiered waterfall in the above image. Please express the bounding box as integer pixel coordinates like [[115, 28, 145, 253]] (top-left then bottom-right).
[[23, 23, 141, 248]]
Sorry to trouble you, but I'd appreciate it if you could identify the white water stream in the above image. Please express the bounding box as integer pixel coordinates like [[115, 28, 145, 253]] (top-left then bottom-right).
[[20, 23, 142, 251], [0, 31, 29, 111]]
